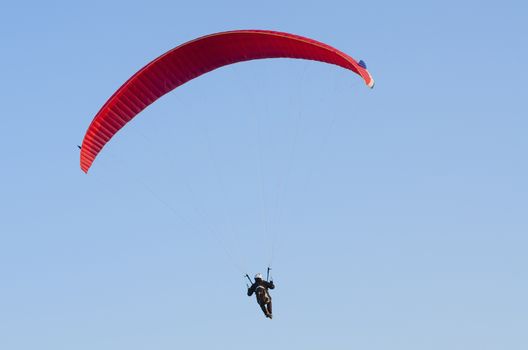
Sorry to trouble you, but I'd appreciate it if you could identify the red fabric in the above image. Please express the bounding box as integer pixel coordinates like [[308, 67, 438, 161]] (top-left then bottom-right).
[[80, 30, 374, 172]]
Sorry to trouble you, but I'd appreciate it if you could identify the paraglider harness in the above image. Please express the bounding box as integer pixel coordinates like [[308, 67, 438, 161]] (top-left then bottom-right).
[[246, 268, 274, 306]]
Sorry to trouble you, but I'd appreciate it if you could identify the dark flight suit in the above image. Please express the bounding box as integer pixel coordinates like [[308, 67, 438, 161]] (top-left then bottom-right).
[[248, 279, 275, 318]]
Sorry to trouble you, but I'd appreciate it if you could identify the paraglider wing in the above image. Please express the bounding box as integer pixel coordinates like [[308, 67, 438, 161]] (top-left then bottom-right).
[[80, 30, 374, 173]]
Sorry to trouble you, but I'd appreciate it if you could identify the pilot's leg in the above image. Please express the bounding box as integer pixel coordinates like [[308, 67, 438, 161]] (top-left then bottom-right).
[[266, 300, 272, 316], [259, 302, 269, 317]]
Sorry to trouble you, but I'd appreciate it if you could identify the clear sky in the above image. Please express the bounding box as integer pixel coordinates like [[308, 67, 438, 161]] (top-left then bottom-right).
[[1, 1, 527, 349]]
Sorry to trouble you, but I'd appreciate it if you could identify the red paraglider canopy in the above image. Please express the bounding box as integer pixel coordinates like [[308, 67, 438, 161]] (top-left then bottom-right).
[[80, 29, 374, 173]]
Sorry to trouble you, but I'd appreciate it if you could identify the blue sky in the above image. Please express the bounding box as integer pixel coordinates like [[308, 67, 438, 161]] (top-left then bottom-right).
[[1, 1, 527, 349]]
